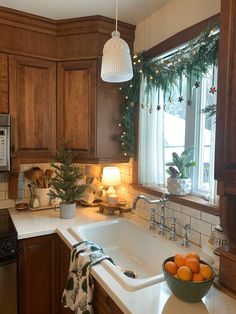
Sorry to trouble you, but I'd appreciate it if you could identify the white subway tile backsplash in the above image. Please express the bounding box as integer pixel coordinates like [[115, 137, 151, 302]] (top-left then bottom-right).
[[172, 210, 191, 226], [190, 217, 212, 236], [166, 201, 181, 212], [200, 234, 210, 247], [189, 229, 201, 246], [201, 212, 220, 225], [0, 191, 5, 200], [182, 205, 200, 219]]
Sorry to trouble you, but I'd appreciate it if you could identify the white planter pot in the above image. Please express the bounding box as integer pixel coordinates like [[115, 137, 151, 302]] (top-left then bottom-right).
[[60, 202, 76, 219], [167, 177, 192, 196]]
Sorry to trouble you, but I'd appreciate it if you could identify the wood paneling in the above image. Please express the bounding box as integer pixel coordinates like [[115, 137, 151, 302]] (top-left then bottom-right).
[[215, 0, 236, 182], [18, 234, 60, 314], [0, 7, 135, 60], [57, 60, 96, 159], [0, 53, 8, 113], [9, 55, 56, 162]]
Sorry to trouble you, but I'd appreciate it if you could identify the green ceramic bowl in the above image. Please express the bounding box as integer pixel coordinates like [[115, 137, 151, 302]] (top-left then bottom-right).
[[162, 256, 215, 303]]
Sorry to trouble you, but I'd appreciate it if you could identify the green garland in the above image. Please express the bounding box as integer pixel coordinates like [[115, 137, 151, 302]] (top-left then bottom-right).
[[117, 20, 219, 157]]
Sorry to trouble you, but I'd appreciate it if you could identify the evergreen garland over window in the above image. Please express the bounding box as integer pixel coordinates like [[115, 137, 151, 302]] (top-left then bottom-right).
[[117, 20, 219, 157]]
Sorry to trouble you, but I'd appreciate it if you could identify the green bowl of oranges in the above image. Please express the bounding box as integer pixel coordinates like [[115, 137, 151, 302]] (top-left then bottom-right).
[[162, 252, 215, 302]]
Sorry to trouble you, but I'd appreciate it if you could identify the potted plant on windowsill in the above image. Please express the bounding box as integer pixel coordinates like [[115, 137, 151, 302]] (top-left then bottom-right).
[[166, 146, 197, 196], [49, 148, 86, 219]]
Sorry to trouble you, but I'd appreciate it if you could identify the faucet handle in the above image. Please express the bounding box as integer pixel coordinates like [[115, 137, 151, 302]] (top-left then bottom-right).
[[182, 224, 191, 247], [149, 208, 156, 230], [168, 217, 179, 241], [160, 193, 168, 205]]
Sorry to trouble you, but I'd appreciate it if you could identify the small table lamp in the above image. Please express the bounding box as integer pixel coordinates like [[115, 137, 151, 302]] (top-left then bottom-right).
[[102, 166, 121, 206]]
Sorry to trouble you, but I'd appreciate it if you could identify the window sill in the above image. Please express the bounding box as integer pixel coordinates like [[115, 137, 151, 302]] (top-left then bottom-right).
[[131, 184, 219, 216]]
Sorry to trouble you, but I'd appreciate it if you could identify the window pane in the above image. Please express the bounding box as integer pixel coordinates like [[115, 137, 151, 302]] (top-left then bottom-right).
[[194, 67, 217, 194], [164, 77, 187, 179]]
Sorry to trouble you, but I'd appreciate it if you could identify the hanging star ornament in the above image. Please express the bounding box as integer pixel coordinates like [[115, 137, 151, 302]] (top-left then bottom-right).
[[194, 80, 200, 88], [209, 86, 217, 94], [187, 99, 192, 106], [178, 96, 184, 103], [156, 105, 161, 111]]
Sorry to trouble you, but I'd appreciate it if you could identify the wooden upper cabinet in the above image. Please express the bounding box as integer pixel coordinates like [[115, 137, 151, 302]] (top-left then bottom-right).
[[57, 60, 96, 159], [215, 0, 236, 186], [0, 53, 8, 113], [9, 55, 56, 163]]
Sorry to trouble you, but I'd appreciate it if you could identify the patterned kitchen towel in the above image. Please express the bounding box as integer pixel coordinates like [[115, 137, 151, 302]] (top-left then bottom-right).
[[62, 240, 113, 314]]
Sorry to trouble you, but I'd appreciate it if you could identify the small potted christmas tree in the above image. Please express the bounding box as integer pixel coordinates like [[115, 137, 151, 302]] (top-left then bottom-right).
[[49, 147, 86, 219], [166, 146, 196, 196]]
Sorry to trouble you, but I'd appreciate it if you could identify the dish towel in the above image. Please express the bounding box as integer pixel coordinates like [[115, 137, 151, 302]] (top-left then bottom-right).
[[62, 240, 113, 314]]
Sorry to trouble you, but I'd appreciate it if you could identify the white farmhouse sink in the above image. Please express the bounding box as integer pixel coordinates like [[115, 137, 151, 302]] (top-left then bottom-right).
[[69, 218, 177, 291]]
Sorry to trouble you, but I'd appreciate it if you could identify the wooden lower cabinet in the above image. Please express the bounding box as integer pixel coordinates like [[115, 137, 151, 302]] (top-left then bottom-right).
[[93, 280, 123, 314], [18, 234, 123, 314], [18, 234, 60, 314], [59, 238, 72, 314]]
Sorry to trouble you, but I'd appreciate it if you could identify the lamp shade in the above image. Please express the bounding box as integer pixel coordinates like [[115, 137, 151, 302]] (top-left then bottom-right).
[[102, 166, 121, 187], [101, 31, 133, 83]]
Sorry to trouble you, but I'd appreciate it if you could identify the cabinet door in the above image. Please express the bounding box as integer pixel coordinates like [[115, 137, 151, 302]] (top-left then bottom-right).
[[215, 0, 236, 184], [57, 60, 96, 160], [18, 234, 60, 314], [93, 280, 124, 314], [9, 55, 56, 163], [0, 53, 8, 113], [59, 239, 72, 314]]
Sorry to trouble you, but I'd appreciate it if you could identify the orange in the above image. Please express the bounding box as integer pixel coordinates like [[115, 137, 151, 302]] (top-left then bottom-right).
[[174, 254, 188, 268], [199, 264, 213, 280], [185, 258, 200, 273], [177, 266, 192, 281], [165, 261, 177, 275], [192, 273, 204, 282], [186, 252, 200, 262]]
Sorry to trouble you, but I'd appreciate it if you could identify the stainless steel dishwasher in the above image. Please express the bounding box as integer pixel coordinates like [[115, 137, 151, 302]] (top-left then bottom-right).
[[0, 209, 17, 314]]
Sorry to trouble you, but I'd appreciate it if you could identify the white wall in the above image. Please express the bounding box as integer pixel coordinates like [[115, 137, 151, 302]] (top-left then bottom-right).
[[134, 0, 221, 52]]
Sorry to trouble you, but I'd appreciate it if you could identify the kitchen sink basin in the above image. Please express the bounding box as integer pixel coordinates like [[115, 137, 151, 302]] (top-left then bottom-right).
[[69, 218, 177, 290]]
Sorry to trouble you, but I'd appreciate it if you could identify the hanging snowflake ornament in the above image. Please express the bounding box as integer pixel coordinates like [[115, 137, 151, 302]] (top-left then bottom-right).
[[209, 86, 217, 94], [178, 96, 184, 103], [168, 96, 173, 103], [156, 105, 161, 111]]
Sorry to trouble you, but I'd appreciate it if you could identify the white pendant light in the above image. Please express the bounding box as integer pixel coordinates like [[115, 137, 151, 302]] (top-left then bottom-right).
[[101, 0, 133, 83]]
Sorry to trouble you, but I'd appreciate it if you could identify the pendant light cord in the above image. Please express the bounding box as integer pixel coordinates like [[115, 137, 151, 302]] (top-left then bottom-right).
[[115, 0, 118, 32]]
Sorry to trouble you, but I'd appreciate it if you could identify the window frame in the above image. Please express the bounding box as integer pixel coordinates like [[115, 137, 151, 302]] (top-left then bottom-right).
[[132, 14, 220, 216]]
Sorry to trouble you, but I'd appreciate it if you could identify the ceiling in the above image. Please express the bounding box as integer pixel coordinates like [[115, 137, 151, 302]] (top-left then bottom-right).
[[0, 0, 170, 25]]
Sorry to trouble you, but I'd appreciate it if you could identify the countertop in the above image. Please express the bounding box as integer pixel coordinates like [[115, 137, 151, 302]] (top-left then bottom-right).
[[9, 206, 236, 314]]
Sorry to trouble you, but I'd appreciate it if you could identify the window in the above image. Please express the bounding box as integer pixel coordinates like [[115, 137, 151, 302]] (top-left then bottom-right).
[[138, 53, 217, 203]]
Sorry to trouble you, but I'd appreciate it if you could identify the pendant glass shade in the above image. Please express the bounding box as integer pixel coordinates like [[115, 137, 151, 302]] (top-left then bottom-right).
[[101, 30, 133, 83]]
